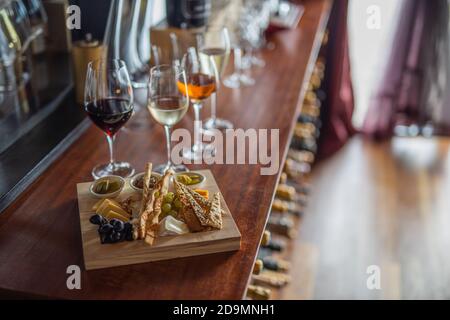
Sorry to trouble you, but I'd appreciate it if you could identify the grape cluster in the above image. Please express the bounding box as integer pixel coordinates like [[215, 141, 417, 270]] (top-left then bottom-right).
[[89, 214, 134, 244], [160, 192, 183, 220]]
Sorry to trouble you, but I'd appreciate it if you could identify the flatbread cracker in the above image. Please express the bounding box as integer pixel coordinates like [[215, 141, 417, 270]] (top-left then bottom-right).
[[174, 180, 223, 231], [145, 170, 173, 245], [137, 163, 155, 239], [208, 192, 222, 230]]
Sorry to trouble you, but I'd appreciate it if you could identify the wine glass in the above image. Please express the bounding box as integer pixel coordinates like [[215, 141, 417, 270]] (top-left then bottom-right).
[[147, 64, 190, 174], [223, 16, 256, 88], [198, 27, 234, 131], [181, 47, 218, 161], [242, 0, 271, 68], [84, 59, 135, 179]]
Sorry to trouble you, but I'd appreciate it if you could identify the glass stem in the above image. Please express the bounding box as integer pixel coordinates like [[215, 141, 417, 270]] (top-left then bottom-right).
[[193, 102, 202, 152], [210, 92, 217, 122], [247, 47, 254, 66], [235, 47, 243, 77], [106, 135, 115, 169], [164, 125, 173, 169]]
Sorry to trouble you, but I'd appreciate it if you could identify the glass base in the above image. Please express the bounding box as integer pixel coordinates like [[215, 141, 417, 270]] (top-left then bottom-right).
[[92, 162, 135, 180], [251, 56, 266, 68], [183, 144, 216, 162], [223, 73, 255, 89], [242, 56, 265, 69], [153, 163, 189, 175], [203, 117, 234, 131]]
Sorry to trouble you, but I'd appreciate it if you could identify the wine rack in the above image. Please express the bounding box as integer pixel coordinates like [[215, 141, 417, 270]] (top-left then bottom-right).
[[246, 30, 329, 300]]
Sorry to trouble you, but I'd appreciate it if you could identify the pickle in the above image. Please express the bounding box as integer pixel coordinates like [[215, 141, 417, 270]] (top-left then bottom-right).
[[94, 180, 120, 194], [177, 175, 192, 185]]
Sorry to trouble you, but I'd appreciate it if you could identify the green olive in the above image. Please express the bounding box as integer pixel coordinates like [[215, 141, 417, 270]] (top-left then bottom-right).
[[173, 198, 182, 210], [169, 210, 178, 218], [162, 203, 172, 214], [164, 192, 175, 204], [159, 212, 168, 221]]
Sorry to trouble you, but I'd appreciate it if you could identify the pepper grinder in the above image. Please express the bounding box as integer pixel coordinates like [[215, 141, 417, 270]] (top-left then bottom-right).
[[72, 34, 105, 104]]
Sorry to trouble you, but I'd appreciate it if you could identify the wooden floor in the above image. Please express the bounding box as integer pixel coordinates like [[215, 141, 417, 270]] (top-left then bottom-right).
[[277, 136, 450, 300]]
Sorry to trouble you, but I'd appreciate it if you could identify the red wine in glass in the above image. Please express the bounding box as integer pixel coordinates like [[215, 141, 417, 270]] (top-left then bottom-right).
[[85, 98, 133, 137]]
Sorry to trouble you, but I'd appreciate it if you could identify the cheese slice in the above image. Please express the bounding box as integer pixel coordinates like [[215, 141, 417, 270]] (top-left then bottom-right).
[[194, 189, 209, 200], [92, 199, 106, 211], [159, 216, 189, 237], [96, 199, 131, 219], [105, 210, 129, 222]]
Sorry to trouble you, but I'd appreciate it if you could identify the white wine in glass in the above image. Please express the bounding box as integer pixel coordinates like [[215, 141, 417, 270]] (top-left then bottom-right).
[[200, 47, 230, 77], [148, 96, 188, 127], [197, 27, 234, 131]]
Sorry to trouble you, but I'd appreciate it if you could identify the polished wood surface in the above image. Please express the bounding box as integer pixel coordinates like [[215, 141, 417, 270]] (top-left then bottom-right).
[[78, 170, 241, 270], [0, 0, 331, 299], [276, 136, 450, 299]]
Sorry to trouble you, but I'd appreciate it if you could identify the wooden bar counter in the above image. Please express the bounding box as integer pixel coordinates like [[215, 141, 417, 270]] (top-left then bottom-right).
[[0, 0, 331, 299]]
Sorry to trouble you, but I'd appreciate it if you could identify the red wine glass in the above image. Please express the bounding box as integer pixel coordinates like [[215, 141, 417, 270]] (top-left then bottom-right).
[[84, 59, 135, 179]]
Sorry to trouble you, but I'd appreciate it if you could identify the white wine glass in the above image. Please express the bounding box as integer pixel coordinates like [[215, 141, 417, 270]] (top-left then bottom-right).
[[198, 27, 234, 131], [147, 64, 190, 174]]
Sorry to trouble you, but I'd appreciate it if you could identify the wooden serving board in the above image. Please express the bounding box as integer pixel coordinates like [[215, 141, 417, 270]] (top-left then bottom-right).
[[77, 170, 241, 270]]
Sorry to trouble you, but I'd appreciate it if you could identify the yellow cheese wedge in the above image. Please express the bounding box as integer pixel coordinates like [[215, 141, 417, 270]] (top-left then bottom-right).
[[96, 199, 131, 218], [105, 210, 129, 222], [92, 199, 107, 211], [194, 189, 209, 200]]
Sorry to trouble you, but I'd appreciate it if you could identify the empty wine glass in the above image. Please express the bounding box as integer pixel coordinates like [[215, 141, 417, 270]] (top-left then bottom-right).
[[242, 0, 271, 68], [84, 59, 135, 179], [147, 65, 190, 174], [223, 10, 257, 89]]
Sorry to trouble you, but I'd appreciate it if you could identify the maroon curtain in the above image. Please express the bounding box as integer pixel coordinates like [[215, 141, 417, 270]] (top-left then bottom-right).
[[317, 0, 356, 160], [362, 0, 449, 139]]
